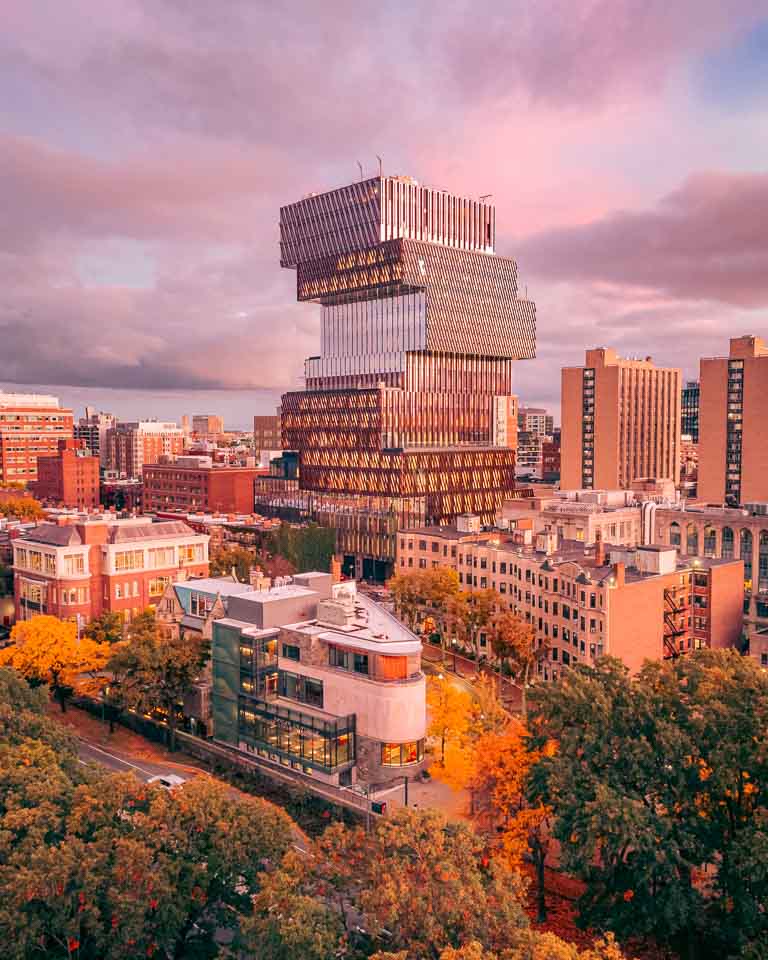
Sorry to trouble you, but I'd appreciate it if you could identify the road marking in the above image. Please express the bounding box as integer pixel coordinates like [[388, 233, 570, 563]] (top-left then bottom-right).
[[79, 740, 154, 777]]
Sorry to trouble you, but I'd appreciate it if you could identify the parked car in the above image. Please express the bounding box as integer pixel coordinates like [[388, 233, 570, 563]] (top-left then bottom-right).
[[146, 774, 187, 790]]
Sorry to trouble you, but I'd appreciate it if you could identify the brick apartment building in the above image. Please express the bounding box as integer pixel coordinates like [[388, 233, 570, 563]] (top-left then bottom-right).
[[458, 532, 742, 676], [143, 456, 261, 514], [12, 516, 209, 625], [398, 500, 744, 675], [561, 348, 681, 491], [698, 335, 768, 506], [105, 421, 185, 479], [31, 439, 99, 510], [0, 392, 74, 486]]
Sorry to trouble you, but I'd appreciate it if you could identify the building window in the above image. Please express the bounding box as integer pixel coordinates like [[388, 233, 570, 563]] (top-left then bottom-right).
[[149, 576, 170, 597], [741, 529, 754, 586], [329, 646, 349, 669], [686, 524, 699, 555], [148, 546, 175, 568], [353, 653, 369, 675], [190, 592, 214, 617], [669, 522, 681, 547], [381, 740, 425, 766], [279, 670, 324, 709], [759, 531, 768, 593], [721, 526, 734, 560], [703, 526, 717, 558], [115, 549, 144, 571], [282, 643, 301, 662]]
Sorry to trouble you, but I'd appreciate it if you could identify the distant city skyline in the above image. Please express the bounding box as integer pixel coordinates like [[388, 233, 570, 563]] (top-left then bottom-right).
[[2, 3, 767, 419]]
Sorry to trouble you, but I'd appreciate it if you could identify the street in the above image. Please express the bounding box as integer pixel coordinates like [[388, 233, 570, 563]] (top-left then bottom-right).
[[77, 738, 198, 782]]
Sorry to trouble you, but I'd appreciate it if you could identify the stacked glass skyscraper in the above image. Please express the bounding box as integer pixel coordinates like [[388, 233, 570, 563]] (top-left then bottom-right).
[[275, 175, 536, 579]]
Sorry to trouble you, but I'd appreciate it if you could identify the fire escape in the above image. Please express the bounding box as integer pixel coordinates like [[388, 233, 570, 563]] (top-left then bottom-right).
[[663, 587, 687, 659]]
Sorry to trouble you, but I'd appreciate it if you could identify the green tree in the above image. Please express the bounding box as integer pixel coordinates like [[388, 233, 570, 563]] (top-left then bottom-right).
[[464, 588, 500, 659], [108, 611, 208, 750], [266, 523, 335, 574], [209, 543, 256, 582], [528, 651, 768, 960], [0, 765, 293, 959], [83, 610, 124, 645]]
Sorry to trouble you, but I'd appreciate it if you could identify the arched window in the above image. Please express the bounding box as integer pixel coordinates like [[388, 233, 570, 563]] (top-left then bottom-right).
[[721, 527, 734, 560], [741, 529, 753, 586], [687, 523, 699, 556], [703, 526, 716, 557], [669, 521, 681, 547], [759, 531, 768, 593]]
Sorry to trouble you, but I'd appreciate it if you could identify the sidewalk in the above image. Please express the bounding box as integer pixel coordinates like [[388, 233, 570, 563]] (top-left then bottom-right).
[[49, 704, 208, 777]]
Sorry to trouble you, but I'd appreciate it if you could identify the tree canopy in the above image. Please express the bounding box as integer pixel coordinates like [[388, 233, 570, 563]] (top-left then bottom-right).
[[0, 616, 110, 711], [0, 496, 44, 521], [528, 651, 768, 960], [0, 673, 295, 959], [108, 611, 209, 750]]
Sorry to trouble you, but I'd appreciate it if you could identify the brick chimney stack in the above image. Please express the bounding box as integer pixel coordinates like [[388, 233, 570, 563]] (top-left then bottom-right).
[[595, 529, 605, 567], [612, 561, 626, 588]]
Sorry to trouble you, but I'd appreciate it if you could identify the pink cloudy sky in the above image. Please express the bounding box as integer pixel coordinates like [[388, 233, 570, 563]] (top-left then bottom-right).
[[1, 0, 767, 427]]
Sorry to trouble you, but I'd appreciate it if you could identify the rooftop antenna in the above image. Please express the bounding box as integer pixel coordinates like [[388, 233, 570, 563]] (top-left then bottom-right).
[[376, 154, 383, 177], [480, 194, 492, 202], [357, 161, 364, 181]]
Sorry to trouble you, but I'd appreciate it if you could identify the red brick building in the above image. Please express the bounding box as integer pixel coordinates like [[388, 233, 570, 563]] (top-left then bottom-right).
[[0, 393, 73, 486], [13, 516, 209, 625], [31, 439, 99, 510], [143, 456, 260, 514]]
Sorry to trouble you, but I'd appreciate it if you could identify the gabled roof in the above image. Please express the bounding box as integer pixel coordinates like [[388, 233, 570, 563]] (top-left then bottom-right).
[[22, 524, 83, 546]]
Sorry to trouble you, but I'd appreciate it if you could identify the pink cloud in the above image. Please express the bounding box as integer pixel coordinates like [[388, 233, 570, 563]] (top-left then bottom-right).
[[518, 172, 768, 307]]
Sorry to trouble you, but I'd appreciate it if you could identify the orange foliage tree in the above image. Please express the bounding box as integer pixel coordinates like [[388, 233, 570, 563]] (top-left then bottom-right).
[[435, 706, 555, 923], [0, 615, 110, 711], [426, 673, 472, 764]]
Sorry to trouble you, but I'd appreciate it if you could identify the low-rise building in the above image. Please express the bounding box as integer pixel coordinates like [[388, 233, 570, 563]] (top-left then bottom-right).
[[166, 571, 426, 788], [455, 532, 743, 677], [12, 516, 209, 625], [143, 456, 261, 514], [31, 439, 100, 510]]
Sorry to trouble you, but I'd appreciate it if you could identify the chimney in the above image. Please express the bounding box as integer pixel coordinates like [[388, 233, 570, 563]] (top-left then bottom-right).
[[330, 555, 342, 583], [249, 566, 271, 591], [612, 561, 625, 589], [595, 529, 605, 567]]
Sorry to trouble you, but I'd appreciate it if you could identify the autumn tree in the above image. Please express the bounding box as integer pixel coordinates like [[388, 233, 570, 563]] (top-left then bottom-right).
[[0, 615, 110, 711], [243, 807, 532, 960], [372, 932, 627, 960], [491, 611, 545, 718], [83, 609, 124, 645], [108, 611, 209, 750], [0, 496, 44, 521], [426, 673, 472, 763], [464, 588, 500, 659], [528, 651, 768, 960]]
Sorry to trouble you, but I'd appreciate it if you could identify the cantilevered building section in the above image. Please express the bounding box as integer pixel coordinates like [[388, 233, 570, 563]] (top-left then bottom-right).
[[276, 175, 537, 579]]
